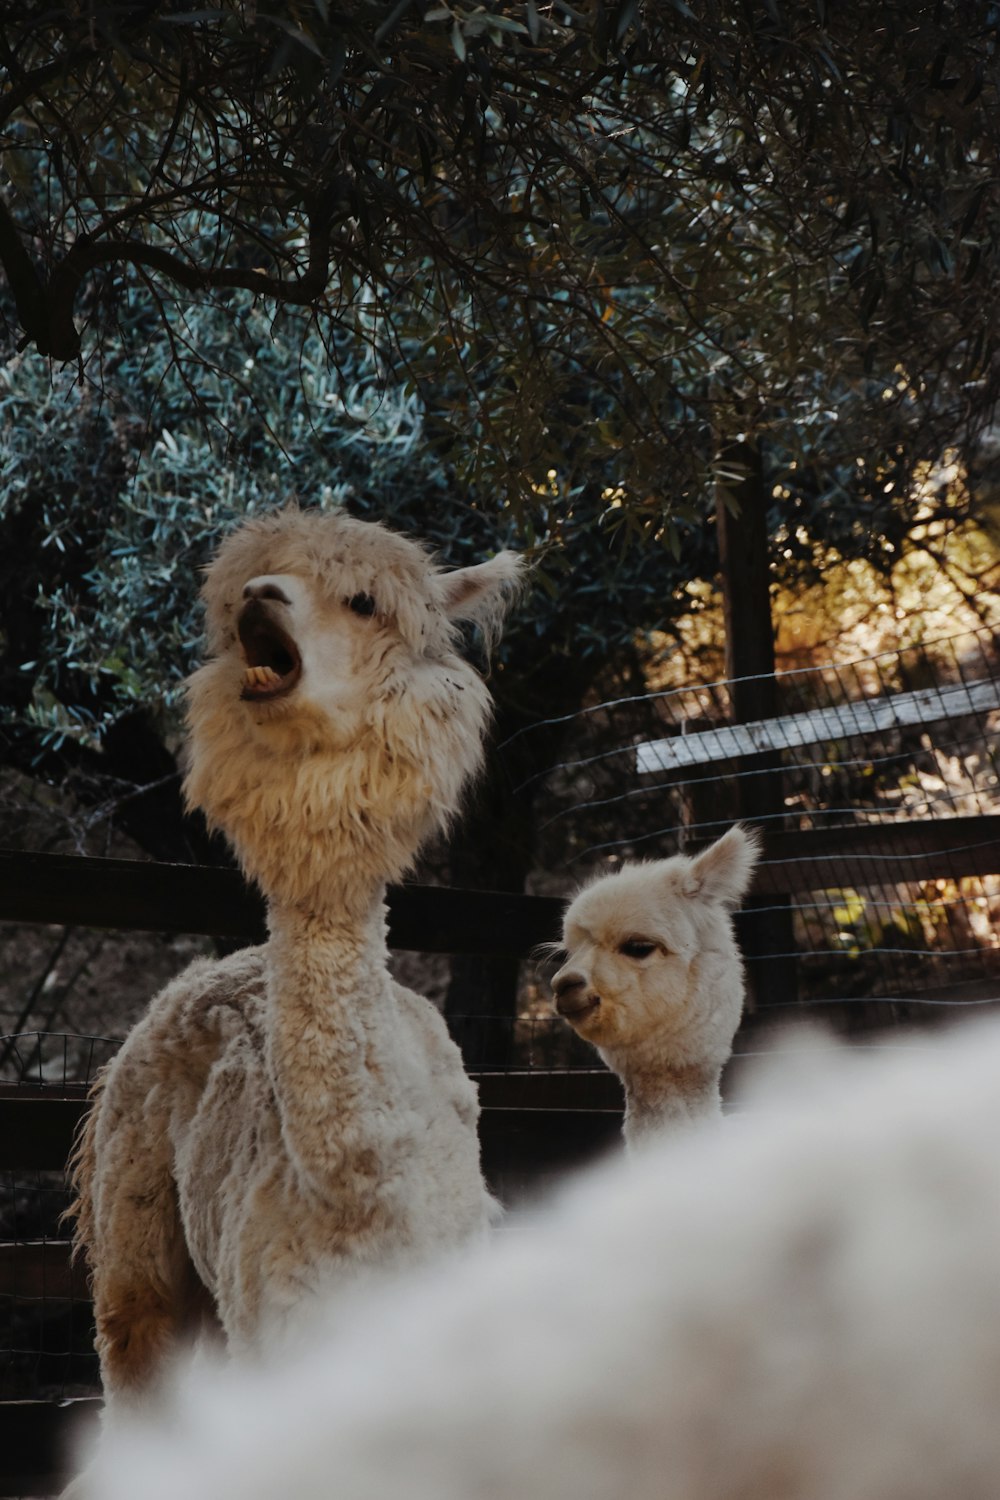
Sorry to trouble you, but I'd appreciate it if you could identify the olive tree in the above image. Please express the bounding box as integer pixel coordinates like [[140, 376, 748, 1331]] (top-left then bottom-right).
[[1, 1, 998, 518]]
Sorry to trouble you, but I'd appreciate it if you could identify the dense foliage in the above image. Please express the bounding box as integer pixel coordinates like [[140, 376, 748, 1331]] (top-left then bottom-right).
[[1, 1, 999, 520], [0, 293, 695, 753], [2, 0, 1000, 883]]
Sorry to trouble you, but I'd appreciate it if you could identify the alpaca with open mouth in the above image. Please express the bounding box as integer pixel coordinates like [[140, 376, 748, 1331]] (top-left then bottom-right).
[[68, 505, 524, 1408]]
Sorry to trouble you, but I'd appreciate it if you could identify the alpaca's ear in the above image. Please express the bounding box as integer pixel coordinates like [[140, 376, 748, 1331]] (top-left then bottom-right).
[[438, 551, 525, 649], [686, 824, 761, 908], [439, 551, 523, 619]]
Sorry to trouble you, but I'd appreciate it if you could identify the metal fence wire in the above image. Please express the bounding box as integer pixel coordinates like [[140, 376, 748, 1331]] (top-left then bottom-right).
[[501, 624, 1000, 1046], [0, 1168, 98, 1400], [0, 1033, 114, 1401]]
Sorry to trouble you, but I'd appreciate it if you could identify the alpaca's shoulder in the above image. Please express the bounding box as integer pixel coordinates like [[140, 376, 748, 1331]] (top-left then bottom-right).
[[390, 980, 480, 1127], [391, 981, 460, 1063], [147, 943, 267, 1026], [107, 944, 269, 1081]]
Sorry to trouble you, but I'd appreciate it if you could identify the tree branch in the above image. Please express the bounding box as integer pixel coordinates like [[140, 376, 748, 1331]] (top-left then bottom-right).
[[35, 213, 336, 360], [0, 191, 80, 358]]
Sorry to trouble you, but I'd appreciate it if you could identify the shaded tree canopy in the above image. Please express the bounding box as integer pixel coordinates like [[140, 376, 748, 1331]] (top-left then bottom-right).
[[1, 0, 999, 520], [2, 0, 1000, 878]]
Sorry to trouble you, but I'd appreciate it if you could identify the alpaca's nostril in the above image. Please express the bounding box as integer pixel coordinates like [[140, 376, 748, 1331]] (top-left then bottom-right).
[[243, 579, 291, 605]]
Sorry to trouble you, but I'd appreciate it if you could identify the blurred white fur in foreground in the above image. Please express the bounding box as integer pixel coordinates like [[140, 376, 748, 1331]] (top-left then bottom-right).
[[79, 1020, 1000, 1500]]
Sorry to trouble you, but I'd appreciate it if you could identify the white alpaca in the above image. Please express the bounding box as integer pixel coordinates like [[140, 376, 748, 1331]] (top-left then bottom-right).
[[76, 1013, 1000, 1500], [551, 825, 759, 1142], [69, 505, 522, 1403]]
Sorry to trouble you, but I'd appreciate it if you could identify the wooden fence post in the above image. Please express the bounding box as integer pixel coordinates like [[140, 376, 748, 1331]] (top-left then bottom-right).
[[715, 438, 798, 1009]]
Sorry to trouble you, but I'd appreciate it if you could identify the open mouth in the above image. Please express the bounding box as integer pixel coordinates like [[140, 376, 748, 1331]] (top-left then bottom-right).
[[238, 600, 302, 702]]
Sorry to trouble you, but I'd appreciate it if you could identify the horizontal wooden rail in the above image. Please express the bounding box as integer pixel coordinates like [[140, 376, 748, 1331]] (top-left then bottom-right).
[[749, 816, 1000, 889], [0, 1240, 88, 1301], [0, 1400, 100, 1496], [475, 1070, 624, 1112], [0, 1096, 87, 1171], [2, 823, 998, 957], [0, 848, 564, 954]]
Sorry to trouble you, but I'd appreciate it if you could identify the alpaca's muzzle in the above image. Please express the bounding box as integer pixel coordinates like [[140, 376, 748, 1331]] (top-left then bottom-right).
[[552, 973, 601, 1021]]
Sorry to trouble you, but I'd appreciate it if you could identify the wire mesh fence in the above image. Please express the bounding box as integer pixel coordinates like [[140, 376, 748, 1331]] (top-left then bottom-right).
[[507, 626, 999, 845], [0, 1033, 112, 1401], [0, 1032, 120, 1091], [497, 624, 1000, 1056], [0, 1170, 98, 1400]]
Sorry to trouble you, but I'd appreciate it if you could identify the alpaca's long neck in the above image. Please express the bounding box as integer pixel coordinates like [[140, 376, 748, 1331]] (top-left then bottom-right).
[[603, 1047, 723, 1148], [264, 888, 397, 1198]]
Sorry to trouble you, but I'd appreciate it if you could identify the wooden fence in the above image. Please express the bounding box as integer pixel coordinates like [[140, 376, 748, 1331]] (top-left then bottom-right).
[[2, 817, 999, 1494]]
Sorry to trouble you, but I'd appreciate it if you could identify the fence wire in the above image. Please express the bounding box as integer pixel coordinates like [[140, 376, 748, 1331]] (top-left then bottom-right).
[[500, 624, 1000, 1042], [0, 1033, 111, 1401]]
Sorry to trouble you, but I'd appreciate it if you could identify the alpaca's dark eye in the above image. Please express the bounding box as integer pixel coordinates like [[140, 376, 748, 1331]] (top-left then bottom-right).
[[348, 592, 377, 617], [618, 939, 657, 960]]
